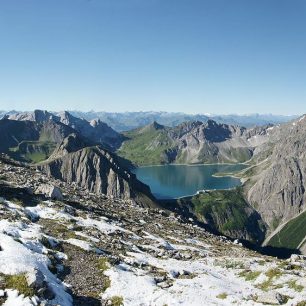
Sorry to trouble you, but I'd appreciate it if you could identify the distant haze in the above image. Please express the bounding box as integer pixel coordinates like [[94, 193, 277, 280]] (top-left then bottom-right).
[[1, 110, 299, 131]]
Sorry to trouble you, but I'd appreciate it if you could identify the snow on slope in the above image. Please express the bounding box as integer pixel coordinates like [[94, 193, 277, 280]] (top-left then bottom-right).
[[0, 200, 72, 306]]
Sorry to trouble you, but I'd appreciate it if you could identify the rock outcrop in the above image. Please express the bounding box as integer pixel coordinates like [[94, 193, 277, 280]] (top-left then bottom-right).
[[38, 143, 156, 205], [35, 184, 64, 201]]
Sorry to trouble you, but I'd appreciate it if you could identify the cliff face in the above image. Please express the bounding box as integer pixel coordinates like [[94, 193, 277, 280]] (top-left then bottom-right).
[[246, 116, 306, 228], [38, 141, 156, 205], [242, 116, 306, 252], [39, 148, 129, 198]]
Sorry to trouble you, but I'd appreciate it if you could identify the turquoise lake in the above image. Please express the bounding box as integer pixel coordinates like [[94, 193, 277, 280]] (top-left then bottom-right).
[[132, 164, 247, 199]]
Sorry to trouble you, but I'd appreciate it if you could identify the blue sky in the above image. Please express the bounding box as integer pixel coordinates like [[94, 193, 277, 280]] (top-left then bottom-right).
[[0, 0, 305, 114]]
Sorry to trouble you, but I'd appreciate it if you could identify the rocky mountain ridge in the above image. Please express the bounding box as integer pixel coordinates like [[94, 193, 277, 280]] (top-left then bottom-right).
[[6, 110, 125, 151], [67, 111, 298, 131], [37, 135, 156, 204], [118, 119, 272, 165]]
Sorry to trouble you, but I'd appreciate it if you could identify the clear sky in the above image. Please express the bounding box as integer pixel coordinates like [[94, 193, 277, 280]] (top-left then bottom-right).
[[0, 0, 305, 114]]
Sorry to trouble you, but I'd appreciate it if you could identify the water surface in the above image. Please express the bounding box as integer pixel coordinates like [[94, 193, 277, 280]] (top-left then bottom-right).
[[133, 164, 247, 199]]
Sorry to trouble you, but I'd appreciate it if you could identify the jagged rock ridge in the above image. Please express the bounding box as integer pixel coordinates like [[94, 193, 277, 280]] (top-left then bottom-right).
[[118, 119, 272, 165], [6, 109, 125, 151]]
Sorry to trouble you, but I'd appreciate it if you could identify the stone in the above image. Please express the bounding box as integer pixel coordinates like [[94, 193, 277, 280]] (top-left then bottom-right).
[[256, 292, 287, 305], [37, 285, 55, 300], [154, 275, 166, 283], [156, 281, 173, 289], [26, 268, 45, 289], [35, 184, 63, 201], [63, 205, 76, 216], [0, 289, 6, 298]]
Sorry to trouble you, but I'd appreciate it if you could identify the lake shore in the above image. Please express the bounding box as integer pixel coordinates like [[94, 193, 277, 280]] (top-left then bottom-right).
[[133, 163, 247, 199]]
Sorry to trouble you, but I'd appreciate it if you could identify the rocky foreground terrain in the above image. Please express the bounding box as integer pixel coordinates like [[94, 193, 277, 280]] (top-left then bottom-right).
[[0, 157, 306, 306]]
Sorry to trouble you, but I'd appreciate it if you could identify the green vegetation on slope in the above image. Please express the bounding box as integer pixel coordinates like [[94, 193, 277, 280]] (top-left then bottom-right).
[[190, 188, 249, 231], [117, 126, 175, 165], [267, 210, 306, 250], [0, 273, 35, 297], [221, 147, 253, 163], [9, 140, 56, 163], [177, 187, 265, 243], [118, 121, 255, 165]]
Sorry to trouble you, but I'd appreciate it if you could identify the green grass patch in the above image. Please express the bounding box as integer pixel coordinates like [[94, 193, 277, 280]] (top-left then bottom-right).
[[39, 219, 77, 240], [102, 277, 111, 292], [0, 273, 35, 297], [177, 187, 265, 243], [216, 292, 228, 300], [8, 140, 56, 163], [239, 270, 261, 281], [256, 268, 282, 291], [213, 259, 244, 269], [110, 296, 124, 306], [187, 188, 249, 232], [287, 280, 304, 292], [117, 125, 175, 165], [265, 268, 282, 279], [97, 257, 110, 272]]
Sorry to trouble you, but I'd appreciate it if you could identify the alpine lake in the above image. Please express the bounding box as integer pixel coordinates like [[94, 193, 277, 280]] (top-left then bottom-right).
[[132, 164, 247, 199]]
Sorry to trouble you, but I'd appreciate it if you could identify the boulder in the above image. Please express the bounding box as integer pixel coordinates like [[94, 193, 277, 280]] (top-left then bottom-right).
[[35, 184, 63, 200], [26, 268, 45, 290], [256, 292, 287, 305]]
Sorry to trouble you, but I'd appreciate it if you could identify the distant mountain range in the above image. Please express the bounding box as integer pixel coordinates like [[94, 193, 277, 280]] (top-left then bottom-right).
[[4, 110, 125, 150], [1, 110, 298, 131], [70, 111, 300, 131], [118, 120, 270, 165]]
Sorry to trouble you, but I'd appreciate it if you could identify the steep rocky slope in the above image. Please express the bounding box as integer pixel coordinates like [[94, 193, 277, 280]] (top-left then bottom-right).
[[0, 157, 305, 306], [37, 134, 156, 205], [240, 115, 306, 253], [118, 120, 271, 165]]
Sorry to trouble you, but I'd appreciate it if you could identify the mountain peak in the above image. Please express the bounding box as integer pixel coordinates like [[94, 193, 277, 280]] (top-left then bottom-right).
[[151, 121, 164, 130], [206, 119, 219, 127]]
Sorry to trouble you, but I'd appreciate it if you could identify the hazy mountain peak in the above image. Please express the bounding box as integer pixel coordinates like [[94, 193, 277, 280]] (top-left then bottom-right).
[[151, 121, 164, 130]]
